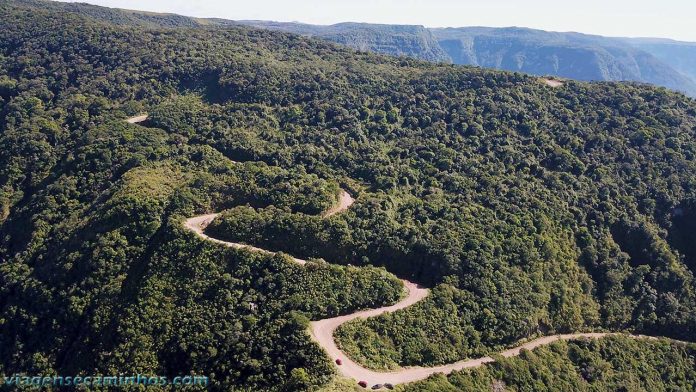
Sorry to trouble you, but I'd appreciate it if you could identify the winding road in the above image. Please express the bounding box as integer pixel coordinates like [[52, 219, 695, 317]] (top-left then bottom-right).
[[183, 192, 616, 387], [129, 115, 684, 387], [184, 189, 355, 265]]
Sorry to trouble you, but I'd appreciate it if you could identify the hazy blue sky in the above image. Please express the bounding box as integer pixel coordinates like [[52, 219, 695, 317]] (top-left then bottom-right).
[[58, 0, 696, 41]]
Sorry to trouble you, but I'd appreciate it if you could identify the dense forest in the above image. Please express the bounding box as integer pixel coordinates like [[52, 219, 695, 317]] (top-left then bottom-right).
[[401, 336, 696, 392], [18, 0, 696, 98], [236, 21, 696, 98], [1, 0, 696, 390]]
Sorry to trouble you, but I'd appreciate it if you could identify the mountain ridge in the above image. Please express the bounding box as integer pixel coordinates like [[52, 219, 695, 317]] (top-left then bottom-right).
[[30, 1, 696, 96], [430, 26, 696, 96]]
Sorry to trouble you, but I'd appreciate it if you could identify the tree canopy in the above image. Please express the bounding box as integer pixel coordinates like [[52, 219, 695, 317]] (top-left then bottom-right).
[[1, 1, 695, 390]]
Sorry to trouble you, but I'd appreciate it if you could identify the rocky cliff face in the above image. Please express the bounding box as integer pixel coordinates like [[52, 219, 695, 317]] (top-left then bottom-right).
[[432, 27, 696, 97], [625, 38, 696, 83], [237, 22, 696, 97], [18, 0, 696, 97], [236, 21, 452, 63]]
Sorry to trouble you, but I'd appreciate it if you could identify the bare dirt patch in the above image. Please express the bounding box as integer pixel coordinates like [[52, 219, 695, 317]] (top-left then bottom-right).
[[542, 78, 564, 87]]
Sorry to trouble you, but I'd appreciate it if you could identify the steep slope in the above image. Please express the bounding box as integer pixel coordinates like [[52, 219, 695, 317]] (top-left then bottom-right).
[[1, 1, 696, 391], [231, 21, 696, 97], [19, 1, 696, 96], [220, 21, 696, 97], [625, 38, 696, 83], [234, 21, 451, 63], [432, 27, 696, 97], [188, 204, 688, 387], [404, 336, 696, 392]]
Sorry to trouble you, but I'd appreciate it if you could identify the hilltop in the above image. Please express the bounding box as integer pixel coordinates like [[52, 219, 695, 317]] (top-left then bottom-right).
[[23, 1, 696, 96]]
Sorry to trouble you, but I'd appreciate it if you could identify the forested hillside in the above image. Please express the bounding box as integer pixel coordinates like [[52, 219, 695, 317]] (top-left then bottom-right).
[[234, 21, 451, 63], [19, 0, 696, 97], [1, 0, 696, 390], [432, 27, 696, 98], [401, 336, 696, 391], [222, 21, 696, 98]]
